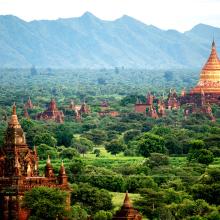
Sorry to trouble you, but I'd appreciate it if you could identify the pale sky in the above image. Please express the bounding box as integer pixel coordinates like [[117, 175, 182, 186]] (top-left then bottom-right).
[[0, 0, 220, 32]]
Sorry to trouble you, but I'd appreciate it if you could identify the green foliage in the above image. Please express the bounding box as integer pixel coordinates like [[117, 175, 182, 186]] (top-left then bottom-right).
[[71, 183, 112, 214], [70, 205, 88, 220], [188, 149, 214, 165], [147, 153, 170, 168], [94, 149, 101, 157], [34, 133, 57, 147], [83, 129, 107, 145], [191, 168, 220, 205], [105, 139, 126, 155], [37, 144, 58, 160], [94, 210, 112, 220], [138, 133, 166, 157], [22, 187, 68, 220], [60, 147, 79, 159], [72, 137, 94, 155]]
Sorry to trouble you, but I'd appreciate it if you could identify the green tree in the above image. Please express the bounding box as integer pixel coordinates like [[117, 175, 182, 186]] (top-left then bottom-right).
[[34, 133, 57, 147], [138, 133, 166, 157], [147, 153, 169, 168], [37, 144, 58, 160], [94, 210, 112, 220], [105, 139, 126, 155], [70, 205, 88, 220], [71, 183, 112, 214], [60, 147, 79, 159], [22, 187, 68, 220]]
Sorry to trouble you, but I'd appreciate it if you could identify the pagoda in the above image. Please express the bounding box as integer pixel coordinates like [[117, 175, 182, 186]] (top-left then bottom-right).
[[24, 97, 33, 109], [134, 93, 154, 114], [113, 192, 142, 220], [190, 40, 220, 104], [98, 100, 119, 117], [36, 99, 64, 123], [0, 104, 70, 220], [68, 99, 91, 121]]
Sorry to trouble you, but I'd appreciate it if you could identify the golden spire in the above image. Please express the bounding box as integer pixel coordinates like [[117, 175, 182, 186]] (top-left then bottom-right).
[[12, 102, 16, 115], [8, 103, 21, 128], [191, 40, 220, 94], [59, 160, 66, 175], [47, 155, 51, 164]]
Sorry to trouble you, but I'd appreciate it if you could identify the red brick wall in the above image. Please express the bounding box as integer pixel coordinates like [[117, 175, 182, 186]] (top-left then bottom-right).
[[134, 104, 147, 114]]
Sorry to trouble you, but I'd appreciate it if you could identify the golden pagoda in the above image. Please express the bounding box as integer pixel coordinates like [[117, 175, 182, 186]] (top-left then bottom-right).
[[191, 40, 220, 94]]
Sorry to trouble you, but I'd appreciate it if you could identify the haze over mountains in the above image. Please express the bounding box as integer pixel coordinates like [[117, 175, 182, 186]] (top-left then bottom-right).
[[0, 12, 220, 69]]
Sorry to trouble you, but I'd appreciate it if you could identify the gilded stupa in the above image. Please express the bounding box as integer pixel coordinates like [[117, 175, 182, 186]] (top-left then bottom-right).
[[191, 40, 220, 94]]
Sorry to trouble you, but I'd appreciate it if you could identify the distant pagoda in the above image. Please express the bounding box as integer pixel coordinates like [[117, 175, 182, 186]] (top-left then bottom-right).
[[113, 192, 142, 220], [0, 104, 70, 220], [24, 97, 34, 109], [36, 99, 64, 123], [191, 40, 220, 99]]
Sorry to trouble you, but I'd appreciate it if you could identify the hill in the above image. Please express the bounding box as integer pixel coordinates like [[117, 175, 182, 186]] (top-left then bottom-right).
[[0, 12, 220, 68]]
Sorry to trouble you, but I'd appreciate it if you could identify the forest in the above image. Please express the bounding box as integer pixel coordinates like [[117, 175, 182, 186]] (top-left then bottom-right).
[[0, 67, 220, 220]]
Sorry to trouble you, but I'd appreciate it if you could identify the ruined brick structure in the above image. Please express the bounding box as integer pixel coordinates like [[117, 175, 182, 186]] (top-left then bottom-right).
[[0, 104, 70, 220], [113, 192, 142, 220], [98, 100, 119, 117], [69, 99, 90, 121], [36, 99, 64, 123]]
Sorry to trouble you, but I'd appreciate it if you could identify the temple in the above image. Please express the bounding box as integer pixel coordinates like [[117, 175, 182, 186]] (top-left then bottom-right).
[[24, 97, 33, 109], [134, 40, 220, 120], [191, 40, 220, 96], [0, 104, 70, 220], [68, 99, 91, 121], [98, 100, 119, 117], [134, 93, 165, 118], [113, 192, 142, 220], [36, 99, 64, 123]]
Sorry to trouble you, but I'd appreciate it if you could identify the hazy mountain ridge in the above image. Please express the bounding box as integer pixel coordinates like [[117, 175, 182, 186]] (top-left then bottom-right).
[[0, 12, 220, 68]]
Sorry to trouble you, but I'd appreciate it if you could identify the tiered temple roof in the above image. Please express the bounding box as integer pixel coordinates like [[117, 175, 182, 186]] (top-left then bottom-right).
[[191, 40, 220, 94], [113, 192, 142, 220], [0, 104, 70, 220], [36, 99, 64, 123]]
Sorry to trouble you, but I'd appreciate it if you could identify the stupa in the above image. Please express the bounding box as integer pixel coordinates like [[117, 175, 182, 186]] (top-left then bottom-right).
[[190, 40, 220, 103], [113, 192, 142, 220]]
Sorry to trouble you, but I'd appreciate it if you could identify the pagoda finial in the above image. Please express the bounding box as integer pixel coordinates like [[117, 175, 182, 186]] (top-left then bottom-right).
[[47, 155, 51, 164], [12, 102, 16, 115], [212, 34, 215, 48], [59, 160, 66, 175], [8, 103, 21, 128], [123, 191, 132, 208]]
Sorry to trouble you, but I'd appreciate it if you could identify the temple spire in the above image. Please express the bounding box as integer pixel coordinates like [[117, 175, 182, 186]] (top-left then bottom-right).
[[12, 102, 16, 115], [58, 160, 68, 185], [212, 38, 215, 48], [47, 155, 51, 164], [8, 103, 21, 128], [123, 191, 132, 208]]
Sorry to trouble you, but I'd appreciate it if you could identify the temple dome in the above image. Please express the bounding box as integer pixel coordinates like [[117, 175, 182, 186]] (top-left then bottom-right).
[[191, 40, 220, 94]]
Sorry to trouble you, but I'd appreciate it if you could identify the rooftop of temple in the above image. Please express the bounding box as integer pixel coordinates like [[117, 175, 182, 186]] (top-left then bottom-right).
[[191, 40, 220, 94]]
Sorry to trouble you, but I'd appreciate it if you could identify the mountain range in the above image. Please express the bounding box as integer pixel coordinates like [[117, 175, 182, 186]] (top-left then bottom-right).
[[0, 12, 220, 69]]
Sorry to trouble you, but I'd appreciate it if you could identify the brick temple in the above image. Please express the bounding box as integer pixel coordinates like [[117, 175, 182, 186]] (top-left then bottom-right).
[[69, 99, 91, 121], [113, 192, 142, 220], [135, 40, 220, 120], [36, 98, 64, 123], [0, 104, 70, 220]]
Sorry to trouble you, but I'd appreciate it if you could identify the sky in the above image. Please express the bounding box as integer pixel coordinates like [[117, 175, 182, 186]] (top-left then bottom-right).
[[0, 0, 220, 32]]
